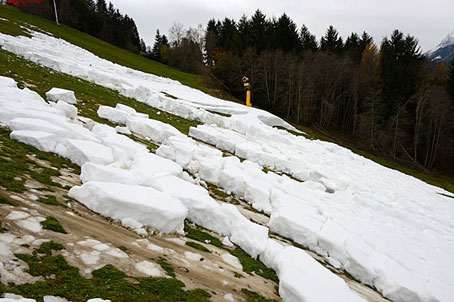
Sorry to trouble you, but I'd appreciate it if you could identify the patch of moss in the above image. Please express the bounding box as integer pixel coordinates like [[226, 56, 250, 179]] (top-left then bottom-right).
[[20, 244, 31, 248], [29, 169, 62, 188], [233, 272, 244, 279], [186, 241, 211, 253], [184, 223, 224, 249], [36, 241, 65, 256], [242, 288, 278, 302], [37, 195, 65, 207], [230, 248, 278, 283], [157, 256, 176, 278], [8, 242, 211, 302], [0, 222, 4, 233], [40, 216, 67, 234], [118, 246, 128, 253]]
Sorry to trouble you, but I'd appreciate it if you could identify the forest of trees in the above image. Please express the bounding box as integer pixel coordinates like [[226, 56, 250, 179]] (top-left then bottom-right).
[[19, 0, 143, 52], [151, 10, 454, 174]]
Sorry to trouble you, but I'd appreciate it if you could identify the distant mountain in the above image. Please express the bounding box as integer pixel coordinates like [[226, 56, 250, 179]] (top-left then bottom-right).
[[425, 30, 454, 63]]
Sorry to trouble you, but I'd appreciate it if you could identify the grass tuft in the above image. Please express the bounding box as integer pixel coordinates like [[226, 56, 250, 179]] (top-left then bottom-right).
[[37, 195, 65, 207], [230, 248, 278, 283], [184, 223, 224, 249], [0, 193, 17, 207], [186, 241, 211, 253], [157, 256, 176, 278], [36, 241, 65, 256], [40, 216, 67, 234], [242, 288, 279, 302]]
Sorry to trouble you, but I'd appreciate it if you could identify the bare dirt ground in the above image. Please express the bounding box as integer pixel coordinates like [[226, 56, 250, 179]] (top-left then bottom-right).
[[0, 164, 280, 302]]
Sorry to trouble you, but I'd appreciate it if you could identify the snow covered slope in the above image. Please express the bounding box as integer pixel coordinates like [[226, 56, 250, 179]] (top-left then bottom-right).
[[1, 28, 454, 302]]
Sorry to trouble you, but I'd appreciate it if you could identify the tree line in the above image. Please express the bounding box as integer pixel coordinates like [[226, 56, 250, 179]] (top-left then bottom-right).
[[151, 10, 454, 174], [19, 0, 142, 52]]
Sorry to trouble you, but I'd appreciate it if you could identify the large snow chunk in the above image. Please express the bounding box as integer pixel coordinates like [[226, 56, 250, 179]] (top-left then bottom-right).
[[46, 87, 77, 104], [80, 163, 138, 185], [10, 118, 68, 135], [222, 204, 268, 258], [152, 175, 231, 235], [126, 116, 182, 144], [10, 130, 56, 153], [276, 247, 364, 302], [69, 181, 187, 234], [51, 101, 78, 119], [97, 106, 130, 125], [259, 239, 285, 271], [130, 152, 182, 183], [66, 139, 114, 166], [92, 124, 147, 164], [269, 193, 324, 251]]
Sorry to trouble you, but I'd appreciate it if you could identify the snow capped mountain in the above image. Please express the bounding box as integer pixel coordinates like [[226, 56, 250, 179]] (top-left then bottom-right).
[[426, 30, 454, 63]]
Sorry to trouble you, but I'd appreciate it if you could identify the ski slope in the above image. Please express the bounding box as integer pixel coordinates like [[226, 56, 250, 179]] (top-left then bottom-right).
[[1, 28, 454, 302]]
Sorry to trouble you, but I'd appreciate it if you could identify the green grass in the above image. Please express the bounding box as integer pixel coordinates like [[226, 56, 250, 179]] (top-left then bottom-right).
[[242, 289, 278, 302], [9, 243, 211, 302], [0, 193, 17, 206], [157, 256, 176, 278], [36, 240, 65, 255], [184, 223, 224, 249], [186, 241, 211, 253], [230, 248, 278, 283], [37, 195, 65, 207], [40, 216, 67, 234], [0, 5, 239, 102]]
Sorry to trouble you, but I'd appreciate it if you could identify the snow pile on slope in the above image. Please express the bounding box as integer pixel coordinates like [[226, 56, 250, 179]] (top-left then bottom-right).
[[0, 77, 186, 234], [0, 78, 364, 301], [46, 87, 77, 104], [0, 30, 297, 134], [139, 112, 453, 302]]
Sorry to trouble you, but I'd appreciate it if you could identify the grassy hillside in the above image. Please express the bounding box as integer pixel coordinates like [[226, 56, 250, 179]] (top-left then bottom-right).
[[0, 5, 236, 101]]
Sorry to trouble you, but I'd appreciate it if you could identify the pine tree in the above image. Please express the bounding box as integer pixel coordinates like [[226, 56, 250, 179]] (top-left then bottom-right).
[[380, 29, 423, 112], [151, 30, 162, 61], [218, 18, 238, 53], [250, 9, 268, 52], [237, 15, 252, 54], [320, 25, 343, 53], [345, 32, 361, 62], [300, 25, 318, 52], [448, 59, 454, 99], [274, 13, 300, 52], [359, 31, 373, 54]]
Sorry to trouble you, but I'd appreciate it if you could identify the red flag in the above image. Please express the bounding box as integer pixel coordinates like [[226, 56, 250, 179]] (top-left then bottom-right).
[[8, 0, 47, 8]]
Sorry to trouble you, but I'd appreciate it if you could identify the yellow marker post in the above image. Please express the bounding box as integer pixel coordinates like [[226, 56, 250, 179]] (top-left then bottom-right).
[[242, 76, 252, 107]]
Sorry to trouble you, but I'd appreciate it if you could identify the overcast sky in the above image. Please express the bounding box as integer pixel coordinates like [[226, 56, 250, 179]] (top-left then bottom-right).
[[112, 0, 453, 52]]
